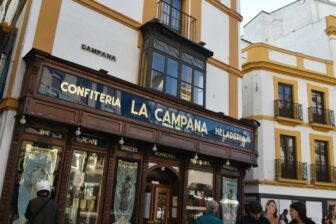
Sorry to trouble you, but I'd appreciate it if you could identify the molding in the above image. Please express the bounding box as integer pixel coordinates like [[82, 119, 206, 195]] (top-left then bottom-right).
[[309, 122, 335, 132], [306, 84, 330, 108], [6, 0, 33, 96], [309, 134, 334, 169], [273, 77, 299, 104], [243, 61, 336, 86], [274, 128, 302, 162], [0, 97, 19, 112], [33, 0, 62, 53], [325, 15, 336, 36], [205, 0, 242, 22], [208, 57, 243, 78], [245, 179, 336, 190], [275, 116, 304, 126]]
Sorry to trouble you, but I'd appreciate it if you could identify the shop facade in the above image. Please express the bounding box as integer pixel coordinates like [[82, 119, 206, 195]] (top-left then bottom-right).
[[0, 49, 258, 224]]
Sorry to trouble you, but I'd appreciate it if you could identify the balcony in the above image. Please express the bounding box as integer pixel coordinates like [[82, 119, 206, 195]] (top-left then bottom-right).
[[157, 0, 196, 41], [308, 107, 335, 131], [310, 164, 336, 183], [274, 100, 303, 125], [275, 159, 307, 181]]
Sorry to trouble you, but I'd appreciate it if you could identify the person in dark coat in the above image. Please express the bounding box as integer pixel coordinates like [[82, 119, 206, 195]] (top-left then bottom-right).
[[289, 202, 316, 224], [322, 215, 332, 224], [195, 200, 222, 224], [240, 200, 271, 224], [25, 179, 58, 224], [283, 209, 289, 224]]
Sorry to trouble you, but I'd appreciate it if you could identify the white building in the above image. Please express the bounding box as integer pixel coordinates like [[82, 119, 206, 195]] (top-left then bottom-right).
[[0, 0, 260, 223], [242, 0, 336, 222]]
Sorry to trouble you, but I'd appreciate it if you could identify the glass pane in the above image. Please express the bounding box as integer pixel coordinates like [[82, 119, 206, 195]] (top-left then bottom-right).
[[152, 52, 165, 73], [167, 58, 178, 78], [64, 150, 105, 224], [155, 192, 167, 223], [151, 71, 165, 91], [221, 177, 239, 224], [186, 170, 213, 224], [166, 77, 177, 96], [194, 70, 204, 88], [10, 141, 62, 224], [182, 65, 192, 83], [111, 159, 139, 224], [193, 87, 203, 105], [180, 82, 192, 101]]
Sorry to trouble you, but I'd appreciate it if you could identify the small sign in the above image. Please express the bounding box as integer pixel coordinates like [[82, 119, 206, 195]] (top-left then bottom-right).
[[120, 145, 139, 153], [152, 150, 177, 160], [76, 134, 108, 147], [81, 44, 116, 62]]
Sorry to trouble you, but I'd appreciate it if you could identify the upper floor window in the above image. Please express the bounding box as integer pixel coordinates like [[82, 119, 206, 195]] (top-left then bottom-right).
[[142, 39, 206, 106], [280, 135, 297, 179], [312, 90, 325, 123], [160, 0, 182, 32], [314, 140, 329, 182], [278, 83, 293, 118]]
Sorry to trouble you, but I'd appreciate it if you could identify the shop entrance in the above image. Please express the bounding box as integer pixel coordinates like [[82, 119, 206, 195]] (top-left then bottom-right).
[[143, 166, 179, 224]]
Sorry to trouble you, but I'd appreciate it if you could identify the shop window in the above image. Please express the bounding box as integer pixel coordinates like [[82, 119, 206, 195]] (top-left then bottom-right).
[[64, 150, 105, 224], [9, 141, 62, 223], [143, 39, 206, 106], [110, 159, 139, 224], [185, 169, 213, 223], [221, 176, 239, 224]]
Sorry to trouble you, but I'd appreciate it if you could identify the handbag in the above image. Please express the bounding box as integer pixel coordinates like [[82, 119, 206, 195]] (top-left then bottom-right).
[[25, 198, 51, 224]]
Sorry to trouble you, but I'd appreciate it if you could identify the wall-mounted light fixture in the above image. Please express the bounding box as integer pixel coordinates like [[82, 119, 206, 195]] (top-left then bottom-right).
[[75, 127, 81, 136], [226, 159, 230, 166], [119, 137, 124, 145], [152, 144, 157, 152], [19, 115, 26, 125], [193, 153, 198, 160]]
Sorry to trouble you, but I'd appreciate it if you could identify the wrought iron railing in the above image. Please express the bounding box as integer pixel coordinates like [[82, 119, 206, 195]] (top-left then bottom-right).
[[310, 164, 336, 183], [308, 107, 335, 126], [274, 100, 303, 120], [157, 0, 196, 41], [275, 159, 307, 180]]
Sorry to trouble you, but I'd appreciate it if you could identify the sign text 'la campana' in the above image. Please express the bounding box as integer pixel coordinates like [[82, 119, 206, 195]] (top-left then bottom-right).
[[81, 44, 116, 62]]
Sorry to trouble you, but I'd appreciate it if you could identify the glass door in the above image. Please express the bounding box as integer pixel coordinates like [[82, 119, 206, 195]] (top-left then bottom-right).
[[153, 187, 171, 224], [64, 150, 106, 224], [312, 90, 325, 123]]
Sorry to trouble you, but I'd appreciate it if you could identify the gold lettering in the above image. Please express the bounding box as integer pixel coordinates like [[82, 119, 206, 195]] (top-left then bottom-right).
[[100, 93, 106, 103], [115, 98, 121, 107], [60, 82, 68, 92], [194, 119, 201, 132], [201, 123, 208, 134], [68, 84, 77, 94], [105, 94, 112, 105], [181, 115, 188, 127], [171, 113, 181, 126], [162, 111, 171, 124], [77, 86, 85, 97], [155, 108, 163, 122], [186, 118, 194, 130], [93, 91, 100, 101], [139, 103, 148, 118]]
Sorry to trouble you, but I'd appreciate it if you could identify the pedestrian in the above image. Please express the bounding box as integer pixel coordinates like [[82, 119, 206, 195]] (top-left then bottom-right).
[[25, 179, 58, 224], [322, 215, 331, 224], [289, 201, 315, 224], [195, 200, 222, 224], [265, 200, 278, 224], [279, 214, 286, 224], [282, 209, 289, 224], [329, 205, 336, 224], [240, 200, 271, 224]]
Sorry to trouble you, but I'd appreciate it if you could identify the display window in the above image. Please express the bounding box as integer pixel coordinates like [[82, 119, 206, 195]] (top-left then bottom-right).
[[9, 141, 62, 223], [221, 176, 239, 224], [64, 150, 106, 224], [110, 158, 139, 224], [185, 169, 214, 223]]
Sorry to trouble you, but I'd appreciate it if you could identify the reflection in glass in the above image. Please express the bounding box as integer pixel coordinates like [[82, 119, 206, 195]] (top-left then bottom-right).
[[152, 52, 165, 73], [182, 65, 192, 83], [166, 77, 177, 96], [167, 58, 178, 78], [181, 82, 192, 101], [193, 87, 203, 105], [64, 150, 105, 224], [194, 71, 204, 88], [221, 177, 239, 224], [9, 141, 62, 224], [186, 170, 213, 224], [151, 71, 164, 91], [155, 192, 167, 224]]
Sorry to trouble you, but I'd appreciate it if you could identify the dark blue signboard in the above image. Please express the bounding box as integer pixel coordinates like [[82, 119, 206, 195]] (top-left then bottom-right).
[[38, 66, 252, 150]]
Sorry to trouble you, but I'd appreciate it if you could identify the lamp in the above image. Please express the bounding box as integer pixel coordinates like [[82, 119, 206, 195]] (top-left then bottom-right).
[[75, 127, 81, 136], [193, 153, 198, 160], [161, 166, 165, 171], [119, 137, 124, 145], [226, 159, 230, 166], [19, 115, 26, 125], [152, 144, 157, 152]]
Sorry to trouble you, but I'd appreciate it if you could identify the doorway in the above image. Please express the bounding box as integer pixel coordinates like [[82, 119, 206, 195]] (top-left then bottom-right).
[[143, 166, 179, 224]]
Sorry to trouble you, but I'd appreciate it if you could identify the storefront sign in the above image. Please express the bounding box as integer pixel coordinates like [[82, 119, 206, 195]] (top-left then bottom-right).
[[75, 134, 108, 147], [81, 44, 116, 62], [120, 145, 139, 153], [152, 150, 177, 159], [39, 66, 252, 150]]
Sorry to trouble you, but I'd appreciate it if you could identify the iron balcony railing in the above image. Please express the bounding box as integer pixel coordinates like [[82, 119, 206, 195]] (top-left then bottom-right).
[[310, 164, 336, 183], [275, 159, 307, 180], [157, 0, 196, 41], [274, 100, 303, 120], [308, 107, 335, 126]]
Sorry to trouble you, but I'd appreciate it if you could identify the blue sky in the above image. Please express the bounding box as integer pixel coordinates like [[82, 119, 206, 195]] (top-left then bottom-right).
[[241, 0, 296, 28]]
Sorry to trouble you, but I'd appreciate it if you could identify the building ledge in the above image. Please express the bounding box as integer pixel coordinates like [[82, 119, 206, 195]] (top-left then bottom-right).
[[309, 122, 335, 132], [275, 116, 303, 126], [0, 97, 19, 113], [311, 181, 336, 187], [245, 179, 336, 190]]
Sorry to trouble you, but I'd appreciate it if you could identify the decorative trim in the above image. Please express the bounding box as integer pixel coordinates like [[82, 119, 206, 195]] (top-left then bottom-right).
[[245, 179, 336, 190], [306, 84, 330, 108], [325, 16, 336, 36], [274, 128, 302, 162], [275, 116, 304, 126], [205, 0, 242, 22], [6, 0, 33, 96], [273, 77, 299, 103], [208, 57, 243, 78], [0, 97, 19, 112]]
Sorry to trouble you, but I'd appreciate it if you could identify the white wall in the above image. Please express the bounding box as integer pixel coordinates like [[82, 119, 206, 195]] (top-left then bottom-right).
[[53, 0, 140, 84], [206, 64, 229, 114], [219, 0, 231, 9], [201, 0, 230, 64], [95, 0, 144, 22]]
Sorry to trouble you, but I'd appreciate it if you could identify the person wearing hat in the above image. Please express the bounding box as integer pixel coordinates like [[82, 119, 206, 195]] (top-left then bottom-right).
[[25, 179, 58, 224], [195, 200, 222, 224]]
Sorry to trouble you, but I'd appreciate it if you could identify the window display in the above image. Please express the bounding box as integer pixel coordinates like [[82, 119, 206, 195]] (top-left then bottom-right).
[[9, 141, 62, 224], [221, 176, 239, 224], [110, 159, 139, 224], [185, 170, 213, 224], [64, 150, 105, 224]]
